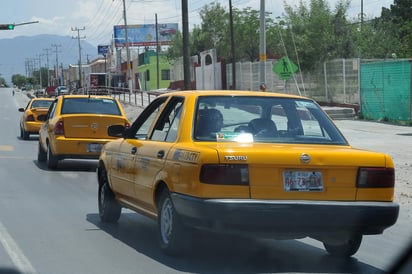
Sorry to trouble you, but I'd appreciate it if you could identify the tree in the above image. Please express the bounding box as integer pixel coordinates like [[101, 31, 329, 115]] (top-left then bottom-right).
[[0, 77, 6, 87], [11, 74, 27, 88], [378, 0, 412, 57]]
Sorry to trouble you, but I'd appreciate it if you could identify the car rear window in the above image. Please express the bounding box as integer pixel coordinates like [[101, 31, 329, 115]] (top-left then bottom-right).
[[194, 96, 348, 145], [31, 100, 53, 108], [61, 98, 121, 116]]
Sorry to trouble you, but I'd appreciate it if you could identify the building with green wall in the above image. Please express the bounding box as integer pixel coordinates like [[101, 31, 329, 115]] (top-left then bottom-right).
[[137, 50, 171, 91]]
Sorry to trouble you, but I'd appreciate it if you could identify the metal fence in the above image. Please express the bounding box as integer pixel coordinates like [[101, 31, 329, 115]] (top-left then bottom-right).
[[226, 58, 361, 105]]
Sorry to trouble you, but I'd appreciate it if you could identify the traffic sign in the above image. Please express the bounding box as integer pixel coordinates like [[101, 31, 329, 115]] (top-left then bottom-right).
[[273, 56, 298, 80]]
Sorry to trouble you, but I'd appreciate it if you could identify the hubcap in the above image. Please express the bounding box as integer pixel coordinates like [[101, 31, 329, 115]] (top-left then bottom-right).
[[160, 197, 173, 244]]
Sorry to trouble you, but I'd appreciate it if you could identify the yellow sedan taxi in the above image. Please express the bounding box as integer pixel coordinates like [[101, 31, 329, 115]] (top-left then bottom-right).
[[18, 98, 54, 140], [38, 95, 130, 169], [97, 90, 399, 257]]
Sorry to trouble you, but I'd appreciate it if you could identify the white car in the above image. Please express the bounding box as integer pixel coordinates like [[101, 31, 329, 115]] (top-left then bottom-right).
[[55, 86, 69, 96]]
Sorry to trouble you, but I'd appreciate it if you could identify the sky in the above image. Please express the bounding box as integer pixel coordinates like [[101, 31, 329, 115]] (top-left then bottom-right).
[[0, 0, 394, 48]]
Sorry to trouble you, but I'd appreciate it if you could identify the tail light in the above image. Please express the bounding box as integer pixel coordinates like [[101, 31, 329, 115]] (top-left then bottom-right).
[[54, 120, 64, 135], [200, 164, 249, 185], [357, 167, 395, 188], [125, 122, 131, 129], [26, 115, 35, 122]]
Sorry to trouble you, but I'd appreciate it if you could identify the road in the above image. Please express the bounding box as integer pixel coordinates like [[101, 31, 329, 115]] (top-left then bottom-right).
[[0, 88, 411, 274]]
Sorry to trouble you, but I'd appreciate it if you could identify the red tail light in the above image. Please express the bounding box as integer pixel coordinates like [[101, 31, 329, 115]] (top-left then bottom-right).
[[26, 115, 35, 121], [54, 120, 64, 135], [357, 167, 395, 188], [125, 122, 131, 129], [200, 164, 249, 185]]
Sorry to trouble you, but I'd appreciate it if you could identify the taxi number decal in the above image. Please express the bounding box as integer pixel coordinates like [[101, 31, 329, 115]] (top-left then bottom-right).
[[173, 150, 199, 163]]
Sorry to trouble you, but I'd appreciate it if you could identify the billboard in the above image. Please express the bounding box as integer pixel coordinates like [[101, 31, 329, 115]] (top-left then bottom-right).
[[114, 23, 178, 47]]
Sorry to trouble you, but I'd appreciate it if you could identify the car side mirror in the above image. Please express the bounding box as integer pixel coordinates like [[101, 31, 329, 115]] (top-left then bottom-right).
[[108, 124, 126, 137], [18, 108, 25, 112]]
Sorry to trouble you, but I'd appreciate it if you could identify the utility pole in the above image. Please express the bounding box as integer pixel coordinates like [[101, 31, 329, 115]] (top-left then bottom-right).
[[155, 13, 160, 90], [72, 26, 86, 88], [43, 48, 51, 87], [37, 55, 43, 88], [182, 0, 191, 90], [122, 0, 133, 93], [51, 44, 61, 85], [259, 0, 266, 91], [229, 0, 236, 90]]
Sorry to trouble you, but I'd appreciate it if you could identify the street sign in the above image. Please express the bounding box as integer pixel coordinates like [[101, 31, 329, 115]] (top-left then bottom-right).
[[98, 45, 110, 56], [273, 56, 298, 80]]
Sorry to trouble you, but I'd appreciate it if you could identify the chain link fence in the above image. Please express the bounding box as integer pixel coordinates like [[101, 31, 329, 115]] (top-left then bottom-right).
[[226, 58, 361, 105]]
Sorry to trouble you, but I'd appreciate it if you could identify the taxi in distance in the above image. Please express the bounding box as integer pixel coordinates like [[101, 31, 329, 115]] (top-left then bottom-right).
[[19, 97, 54, 140], [97, 90, 399, 257], [38, 94, 130, 169]]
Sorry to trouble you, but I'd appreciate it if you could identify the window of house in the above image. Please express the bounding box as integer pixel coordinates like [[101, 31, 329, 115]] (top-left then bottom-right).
[[161, 69, 170, 80]]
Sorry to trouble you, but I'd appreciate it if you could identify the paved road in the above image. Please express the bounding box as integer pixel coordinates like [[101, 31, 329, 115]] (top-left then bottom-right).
[[1, 88, 411, 274]]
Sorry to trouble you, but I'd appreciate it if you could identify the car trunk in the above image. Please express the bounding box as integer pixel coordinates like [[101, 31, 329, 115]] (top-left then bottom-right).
[[32, 108, 50, 121], [212, 143, 387, 201], [62, 115, 127, 139]]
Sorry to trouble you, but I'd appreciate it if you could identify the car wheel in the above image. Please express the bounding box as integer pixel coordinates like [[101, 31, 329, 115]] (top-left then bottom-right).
[[46, 143, 58, 169], [98, 171, 121, 223], [20, 127, 29, 140], [323, 234, 362, 257], [157, 190, 190, 255], [37, 142, 47, 162]]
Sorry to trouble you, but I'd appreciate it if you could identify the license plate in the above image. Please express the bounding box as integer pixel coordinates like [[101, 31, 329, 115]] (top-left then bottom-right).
[[87, 143, 103, 153], [283, 170, 323, 192]]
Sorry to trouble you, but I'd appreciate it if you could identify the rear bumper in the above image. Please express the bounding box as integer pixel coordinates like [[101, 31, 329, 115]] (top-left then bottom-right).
[[171, 193, 399, 237], [51, 137, 112, 159], [23, 121, 42, 133]]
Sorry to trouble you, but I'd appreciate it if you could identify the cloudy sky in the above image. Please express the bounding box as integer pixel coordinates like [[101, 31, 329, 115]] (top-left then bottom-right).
[[0, 0, 393, 47]]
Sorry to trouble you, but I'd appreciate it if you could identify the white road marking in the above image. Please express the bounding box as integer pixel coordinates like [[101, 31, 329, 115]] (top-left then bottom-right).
[[0, 222, 37, 274]]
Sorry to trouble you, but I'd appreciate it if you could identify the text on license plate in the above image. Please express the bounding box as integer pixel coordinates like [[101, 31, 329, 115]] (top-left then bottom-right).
[[283, 170, 323, 192], [87, 143, 103, 153]]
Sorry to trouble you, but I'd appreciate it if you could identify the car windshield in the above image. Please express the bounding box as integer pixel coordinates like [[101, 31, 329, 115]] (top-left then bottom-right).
[[61, 98, 121, 115], [193, 96, 348, 145]]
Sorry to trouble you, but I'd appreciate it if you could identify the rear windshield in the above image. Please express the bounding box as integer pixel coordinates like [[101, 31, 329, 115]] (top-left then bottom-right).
[[31, 100, 53, 109], [193, 96, 348, 145], [61, 98, 121, 116]]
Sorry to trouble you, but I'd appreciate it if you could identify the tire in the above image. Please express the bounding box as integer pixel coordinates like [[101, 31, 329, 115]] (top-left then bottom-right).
[[46, 143, 58, 169], [157, 190, 190, 255], [323, 234, 362, 257], [20, 127, 29, 140], [37, 142, 47, 162], [98, 170, 121, 223]]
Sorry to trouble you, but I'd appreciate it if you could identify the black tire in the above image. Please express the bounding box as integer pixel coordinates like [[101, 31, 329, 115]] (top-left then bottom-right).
[[37, 142, 47, 162], [157, 190, 190, 255], [98, 170, 121, 223], [323, 234, 362, 257], [20, 126, 29, 140], [46, 143, 58, 169]]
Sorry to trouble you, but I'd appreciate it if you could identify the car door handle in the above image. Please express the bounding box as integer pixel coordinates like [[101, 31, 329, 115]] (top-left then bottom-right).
[[157, 150, 165, 158], [131, 147, 137, 155]]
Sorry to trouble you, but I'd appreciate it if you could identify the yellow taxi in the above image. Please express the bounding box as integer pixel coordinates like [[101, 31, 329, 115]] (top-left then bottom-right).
[[38, 95, 130, 169], [97, 90, 399, 257], [19, 98, 54, 140]]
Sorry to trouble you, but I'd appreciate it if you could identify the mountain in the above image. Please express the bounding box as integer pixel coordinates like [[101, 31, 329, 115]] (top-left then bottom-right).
[[0, 34, 99, 84]]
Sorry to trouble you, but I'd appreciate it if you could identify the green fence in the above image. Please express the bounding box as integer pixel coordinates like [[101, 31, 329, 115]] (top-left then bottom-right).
[[361, 60, 411, 122]]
